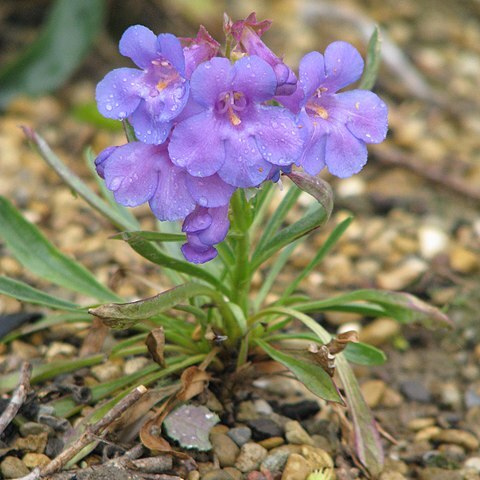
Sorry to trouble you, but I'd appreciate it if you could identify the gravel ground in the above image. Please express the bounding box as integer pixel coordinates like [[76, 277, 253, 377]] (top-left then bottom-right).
[[1, 1, 479, 479]]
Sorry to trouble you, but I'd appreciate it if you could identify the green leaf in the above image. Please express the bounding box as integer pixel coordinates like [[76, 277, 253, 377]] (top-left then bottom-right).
[[111, 231, 186, 242], [0, 276, 80, 312], [254, 184, 301, 254], [90, 283, 227, 329], [255, 339, 342, 403], [358, 26, 382, 90], [24, 129, 139, 231], [1, 312, 91, 343], [336, 354, 384, 475], [0, 197, 120, 303], [252, 306, 384, 475], [0, 0, 105, 108], [251, 203, 330, 270], [281, 216, 352, 299], [344, 342, 386, 366], [72, 102, 123, 131], [297, 289, 452, 329], [0, 354, 104, 393], [119, 232, 227, 294]]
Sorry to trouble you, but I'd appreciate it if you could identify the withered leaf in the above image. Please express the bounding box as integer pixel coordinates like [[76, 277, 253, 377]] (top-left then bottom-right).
[[145, 327, 166, 367]]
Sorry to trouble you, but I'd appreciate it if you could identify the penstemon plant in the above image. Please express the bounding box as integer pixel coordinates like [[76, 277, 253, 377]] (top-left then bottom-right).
[[0, 13, 451, 477]]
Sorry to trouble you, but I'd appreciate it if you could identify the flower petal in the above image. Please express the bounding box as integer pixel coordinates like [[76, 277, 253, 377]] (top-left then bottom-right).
[[96, 68, 142, 119], [296, 111, 328, 176], [129, 100, 173, 144], [334, 90, 388, 143], [231, 55, 277, 102], [95, 146, 118, 179], [157, 33, 186, 76], [299, 51, 326, 101], [102, 143, 160, 206], [169, 111, 226, 177], [196, 205, 230, 246], [119, 25, 158, 69], [149, 160, 196, 221], [186, 174, 235, 207], [325, 124, 368, 178], [219, 134, 270, 188], [323, 41, 364, 92], [181, 241, 217, 263], [190, 57, 231, 107], [250, 106, 304, 167]]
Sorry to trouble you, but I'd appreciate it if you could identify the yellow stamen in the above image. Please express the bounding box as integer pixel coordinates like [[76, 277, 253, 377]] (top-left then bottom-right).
[[310, 105, 329, 119], [229, 109, 242, 126], [156, 80, 169, 91]]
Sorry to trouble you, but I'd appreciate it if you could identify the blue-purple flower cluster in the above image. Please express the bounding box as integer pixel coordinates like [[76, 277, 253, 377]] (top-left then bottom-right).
[[95, 13, 388, 263]]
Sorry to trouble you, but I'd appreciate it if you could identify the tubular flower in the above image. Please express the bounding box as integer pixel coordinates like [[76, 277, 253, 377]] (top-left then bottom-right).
[[279, 41, 388, 178], [181, 205, 230, 263], [228, 12, 297, 96], [168, 55, 304, 188], [94, 142, 234, 223], [180, 25, 220, 79], [96, 26, 189, 145]]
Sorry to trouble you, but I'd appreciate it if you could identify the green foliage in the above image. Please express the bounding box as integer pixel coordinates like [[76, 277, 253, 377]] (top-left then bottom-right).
[[0, 0, 105, 108], [359, 26, 382, 90]]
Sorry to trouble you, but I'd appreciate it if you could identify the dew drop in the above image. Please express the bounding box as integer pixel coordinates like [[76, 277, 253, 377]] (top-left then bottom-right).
[[109, 176, 123, 190], [105, 105, 113, 111], [198, 196, 208, 206], [147, 130, 152, 135]]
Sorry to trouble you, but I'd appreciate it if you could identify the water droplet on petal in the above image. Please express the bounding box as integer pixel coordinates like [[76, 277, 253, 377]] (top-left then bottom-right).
[[198, 196, 208, 206], [105, 105, 113, 111], [109, 176, 123, 190]]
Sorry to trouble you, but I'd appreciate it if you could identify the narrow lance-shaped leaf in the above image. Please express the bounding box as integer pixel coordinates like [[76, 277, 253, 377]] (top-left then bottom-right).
[[0, 0, 105, 108], [0, 276, 80, 312], [90, 283, 229, 330], [253, 306, 384, 475], [297, 289, 452, 329], [255, 339, 342, 403], [359, 26, 382, 90], [23, 128, 139, 231], [0, 197, 120, 303], [119, 232, 227, 294]]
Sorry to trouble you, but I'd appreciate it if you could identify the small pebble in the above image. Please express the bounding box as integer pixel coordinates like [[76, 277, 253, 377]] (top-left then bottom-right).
[[281, 453, 311, 480], [247, 418, 284, 441], [22, 453, 50, 469], [14, 432, 48, 453], [408, 418, 436, 431], [91, 361, 123, 382], [379, 471, 407, 480], [20, 421, 53, 437], [285, 420, 314, 446], [359, 318, 401, 346], [261, 450, 290, 473], [234, 442, 268, 473], [211, 433, 240, 467], [360, 379, 387, 408], [201, 470, 234, 480], [258, 436, 284, 449], [0, 456, 30, 478], [434, 429, 479, 451], [279, 400, 320, 420], [227, 427, 252, 447], [123, 356, 149, 375], [464, 457, 480, 473], [399, 379, 432, 403]]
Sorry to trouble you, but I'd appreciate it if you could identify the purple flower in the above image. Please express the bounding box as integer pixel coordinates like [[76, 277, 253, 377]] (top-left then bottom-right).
[[228, 13, 297, 96], [168, 55, 304, 188], [96, 26, 189, 145], [278, 42, 388, 178], [181, 205, 230, 263], [180, 25, 220, 79], [95, 142, 234, 222]]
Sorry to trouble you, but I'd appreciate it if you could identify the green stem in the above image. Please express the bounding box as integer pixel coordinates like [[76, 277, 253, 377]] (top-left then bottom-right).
[[230, 191, 251, 315]]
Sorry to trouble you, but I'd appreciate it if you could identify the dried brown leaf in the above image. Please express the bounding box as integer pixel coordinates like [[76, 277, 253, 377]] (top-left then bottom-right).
[[145, 327, 166, 367]]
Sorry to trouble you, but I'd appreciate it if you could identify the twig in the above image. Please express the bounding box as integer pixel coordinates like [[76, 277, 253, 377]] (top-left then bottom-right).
[[0, 362, 31, 436], [40, 385, 148, 477], [372, 144, 480, 202]]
